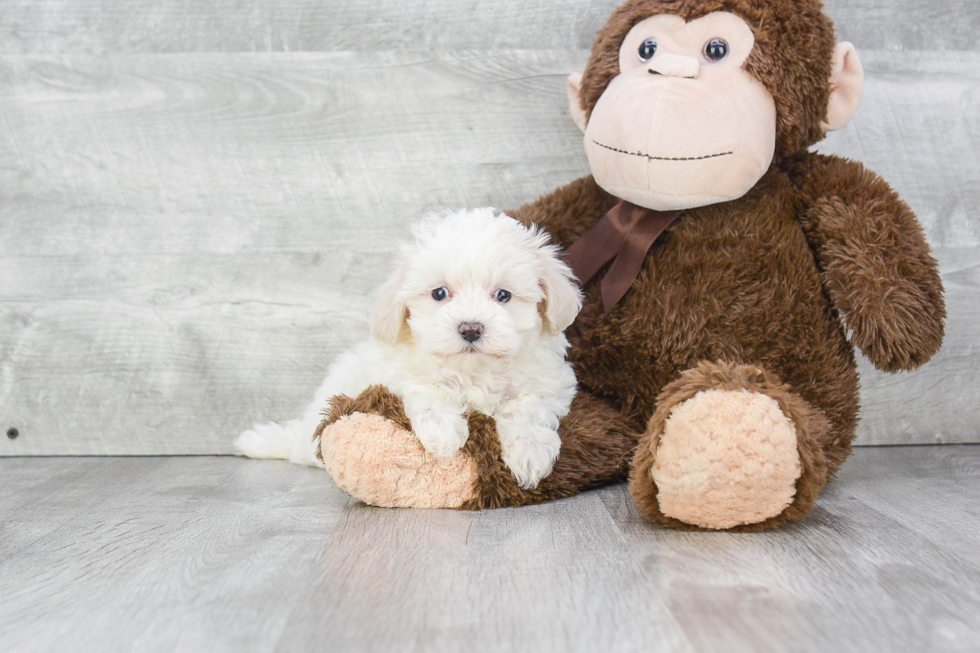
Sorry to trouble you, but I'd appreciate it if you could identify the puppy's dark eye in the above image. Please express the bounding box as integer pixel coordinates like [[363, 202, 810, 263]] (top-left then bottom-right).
[[431, 287, 449, 301], [638, 38, 658, 63], [493, 289, 511, 303], [703, 38, 729, 62]]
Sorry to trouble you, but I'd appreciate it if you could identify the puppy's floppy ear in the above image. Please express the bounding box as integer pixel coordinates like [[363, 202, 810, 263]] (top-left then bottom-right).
[[537, 244, 583, 334], [369, 260, 409, 344]]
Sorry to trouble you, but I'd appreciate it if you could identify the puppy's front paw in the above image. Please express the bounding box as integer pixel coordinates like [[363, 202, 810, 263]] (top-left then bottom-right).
[[410, 408, 469, 459], [499, 422, 561, 490]]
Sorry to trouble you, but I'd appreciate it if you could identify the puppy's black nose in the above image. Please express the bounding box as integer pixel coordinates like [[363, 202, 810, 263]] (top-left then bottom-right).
[[459, 322, 483, 342]]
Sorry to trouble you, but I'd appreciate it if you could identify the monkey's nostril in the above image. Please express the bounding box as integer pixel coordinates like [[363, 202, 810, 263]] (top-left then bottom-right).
[[648, 69, 662, 75], [459, 322, 484, 343]]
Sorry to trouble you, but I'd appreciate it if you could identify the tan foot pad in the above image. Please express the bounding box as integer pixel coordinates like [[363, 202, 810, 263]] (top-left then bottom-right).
[[652, 389, 802, 529], [321, 412, 477, 509]]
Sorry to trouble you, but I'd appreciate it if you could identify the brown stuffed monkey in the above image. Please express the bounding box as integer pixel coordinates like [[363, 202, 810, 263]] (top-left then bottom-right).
[[317, 0, 945, 531]]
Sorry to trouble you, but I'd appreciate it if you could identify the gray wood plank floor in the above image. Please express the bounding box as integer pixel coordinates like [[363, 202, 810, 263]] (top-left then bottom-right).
[[2, 446, 979, 653]]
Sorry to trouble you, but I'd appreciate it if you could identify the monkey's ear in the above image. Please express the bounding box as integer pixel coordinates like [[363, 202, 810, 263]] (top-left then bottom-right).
[[567, 72, 587, 133], [821, 42, 864, 132], [369, 262, 409, 344]]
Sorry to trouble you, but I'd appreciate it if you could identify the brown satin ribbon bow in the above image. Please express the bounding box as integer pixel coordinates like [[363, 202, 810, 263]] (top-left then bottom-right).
[[563, 200, 681, 314]]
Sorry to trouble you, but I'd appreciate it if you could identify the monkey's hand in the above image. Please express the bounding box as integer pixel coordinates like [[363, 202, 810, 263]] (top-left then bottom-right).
[[796, 153, 945, 372]]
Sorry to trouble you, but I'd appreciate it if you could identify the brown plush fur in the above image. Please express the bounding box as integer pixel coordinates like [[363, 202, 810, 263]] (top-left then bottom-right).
[[459, 393, 640, 510], [515, 171, 864, 449], [789, 154, 946, 372], [318, 0, 945, 529]]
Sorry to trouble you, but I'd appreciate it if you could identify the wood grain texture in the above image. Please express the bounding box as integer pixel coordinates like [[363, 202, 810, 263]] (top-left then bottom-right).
[[0, 456, 351, 653], [836, 445, 980, 564], [0, 0, 976, 53], [603, 447, 980, 653], [1, 447, 979, 652], [0, 48, 977, 455]]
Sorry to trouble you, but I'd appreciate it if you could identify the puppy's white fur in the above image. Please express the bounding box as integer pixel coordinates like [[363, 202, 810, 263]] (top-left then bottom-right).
[[235, 208, 583, 489]]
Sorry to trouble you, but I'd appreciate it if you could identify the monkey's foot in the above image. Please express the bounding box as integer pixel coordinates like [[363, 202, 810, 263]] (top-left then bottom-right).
[[653, 389, 801, 528], [320, 412, 477, 509], [630, 362, 830, 531]]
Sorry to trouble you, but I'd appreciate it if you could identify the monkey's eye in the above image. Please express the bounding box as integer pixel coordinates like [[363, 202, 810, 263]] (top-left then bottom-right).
[[637, 39, 658, 63], [493, 289, 511, 303], [703, 38, 729, 62], [431, 287, 449, 301]]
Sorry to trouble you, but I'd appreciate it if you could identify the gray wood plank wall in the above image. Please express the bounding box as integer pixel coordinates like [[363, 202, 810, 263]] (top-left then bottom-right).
[[1, 2, 977, 455], [1, 1, 977, 52]]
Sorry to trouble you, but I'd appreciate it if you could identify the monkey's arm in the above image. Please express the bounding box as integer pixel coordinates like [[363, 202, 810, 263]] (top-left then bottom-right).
[[508, 175, 611, 249], [794, 153, 945, 372]]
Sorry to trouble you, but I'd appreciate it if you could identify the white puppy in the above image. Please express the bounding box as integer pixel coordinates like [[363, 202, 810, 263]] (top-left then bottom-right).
[[235, 208, 583, 489]]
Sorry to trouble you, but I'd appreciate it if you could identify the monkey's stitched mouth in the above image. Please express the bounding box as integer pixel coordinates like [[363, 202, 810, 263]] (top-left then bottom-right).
[[592, 140, 733, 162]]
